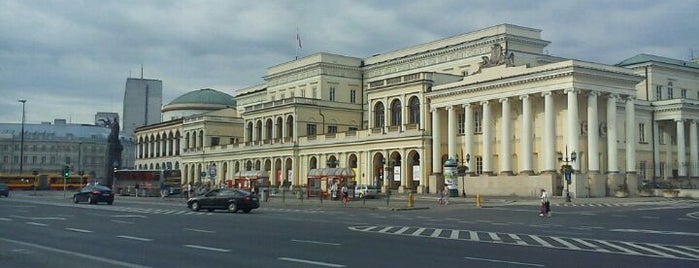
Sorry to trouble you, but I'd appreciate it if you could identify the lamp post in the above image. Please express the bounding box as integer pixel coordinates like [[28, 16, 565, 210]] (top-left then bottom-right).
[[456, 152, 470, 197], [18, 99, 26, 175], [558, 147, 576, 202]]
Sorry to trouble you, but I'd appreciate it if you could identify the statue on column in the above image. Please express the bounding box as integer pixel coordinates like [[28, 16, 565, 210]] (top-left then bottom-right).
[[101, 118, 123, 187]]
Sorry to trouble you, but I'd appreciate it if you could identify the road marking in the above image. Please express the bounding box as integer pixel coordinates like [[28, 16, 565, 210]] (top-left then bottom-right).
[[450, 230, 460, 239], [529, 235, 554, 248], [395, 227, 410, 235], [112, 215, 147, 218], [184, 244, 230, 252], [610, 229, 699, 237], [26, 222, 48, 226], [551, 237, 581, 250], [622, 242, 674, 258], [12, 216, 66, 220], [464, 256, 544, 267], [595, 240, 641, 255], [678, 245, 699, 254], [411, 227, 426, 236], [488, 232, 501, 242], [0, 217, 12, 221], [0, 238, 151, 268], [571, 238, 610, 253], [111, 220, 135, 224], [65, 228, 93, 233], [508, 234, 528, 245], [184, 228, 216, 233], [291, 239, 341, 246], [648, 244, 699, 259], [117, 235, 153, 242], [430, 229, 442, 237], [278, 257, 345, 267], [468, 231, 480, 241]]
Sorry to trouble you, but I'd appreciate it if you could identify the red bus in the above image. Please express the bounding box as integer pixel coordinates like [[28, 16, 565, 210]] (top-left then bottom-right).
[[113, 169, 181, 196]]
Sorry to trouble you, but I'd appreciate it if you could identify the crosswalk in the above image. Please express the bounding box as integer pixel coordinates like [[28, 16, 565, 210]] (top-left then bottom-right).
[[348, 225, 699, 261]]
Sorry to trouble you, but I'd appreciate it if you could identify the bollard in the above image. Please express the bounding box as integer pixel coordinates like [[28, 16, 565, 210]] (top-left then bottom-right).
[[476, 193, 482, 208], [408, 192, 414, 208]]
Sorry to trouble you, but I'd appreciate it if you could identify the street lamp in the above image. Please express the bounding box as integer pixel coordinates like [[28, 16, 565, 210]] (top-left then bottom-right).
[[456, 152, 470, 197], [558, 147, 576, 202], [18, 99, 26, 175]]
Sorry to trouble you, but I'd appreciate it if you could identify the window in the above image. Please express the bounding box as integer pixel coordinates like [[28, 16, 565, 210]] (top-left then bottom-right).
[[638, 123, 646, 143], [639, 161, 647, 180], [350, 89, 356, 104], [328, 126, 337, 133], [681, 89, 687, 99], [312, 87, 317, 98], [656, 85, 663, 100], [659, 131, 665, 145], [211, 137, 220, 146], [668, 87, 673, 99], [32, 156, 37, 164], [475, 156, 483, 175], [348, 127, 358, 131], [374, 102, 385, 128], [474, 109, 483, 133], [307, 124, 317, 136], [408, 97, 420, 124], [329, 87, 336, 101], [390, 99, 402, 126], [458, 112, 465, 134]]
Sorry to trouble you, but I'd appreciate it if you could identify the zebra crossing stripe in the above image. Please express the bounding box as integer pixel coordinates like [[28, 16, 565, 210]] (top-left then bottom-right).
[[468, 231, 480, 241], [430, 229, 442, 238], [449, 230, 460, 240], [648, 244, 699, 259], [529, 235, 554, 248], [571, 238, 610, 253], [488, 232, 501, 242], [411, 227, 426, 236], [395, 227, 410, 235], [622, 242, 675, 258], [677, 245, 699, 254], [507, 234, 528, 245], [550, 237, 581, 250], [595, 240, 642, 255], [378, 226, 393, 233]]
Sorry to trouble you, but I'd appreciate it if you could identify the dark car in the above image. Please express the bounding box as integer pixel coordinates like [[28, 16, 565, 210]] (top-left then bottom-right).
[[187, 188, 259, 213], [73, 185, 115, 205], [0, 182, 9, 197]]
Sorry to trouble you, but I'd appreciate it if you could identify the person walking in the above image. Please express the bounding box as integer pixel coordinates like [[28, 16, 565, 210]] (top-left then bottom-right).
[[341, 184, 349, 204], [159, 181, 167, 198], [539, 189, 550, 217]]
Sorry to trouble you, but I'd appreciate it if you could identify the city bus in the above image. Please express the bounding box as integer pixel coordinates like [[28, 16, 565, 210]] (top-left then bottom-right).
[[113, 169, 182, 197]]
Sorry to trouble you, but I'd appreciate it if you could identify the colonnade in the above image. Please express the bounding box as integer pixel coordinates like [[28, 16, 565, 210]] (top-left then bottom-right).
[[137, 132, 180, 159]]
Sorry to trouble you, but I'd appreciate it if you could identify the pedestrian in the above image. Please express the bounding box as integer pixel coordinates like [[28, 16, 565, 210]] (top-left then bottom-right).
[[442, 186, 449, 205], [186, 183, 193, 199], [160, 181, 167, 198], [134, 183, 140, 197], [341, 184, 349, 204], [438, 187, 446, 205], [540, 189, 550, 217]]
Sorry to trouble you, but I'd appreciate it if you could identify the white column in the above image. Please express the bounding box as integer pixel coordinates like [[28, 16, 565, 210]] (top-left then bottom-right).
[[499, 98, 512, 174], [293, 117, 298, 142], [607, 94, 618, 173], [625, 97, 636, 172], [520, 95, 532, 173], [482, 101, 492, 173], [653, 122, 661, 177], [463, 103, 474, 171], [401, 95, 408, 132], [677, 119, 687, 176], [262, 118, 268, 142], [251, 120, 258, 143], [543, 92, 555, 171], [281, 116, 287, 143], [566, 89, 580, 171], [447, 106, 457, 160], [664, 130, 672, 179], [431, 108, 442, 173], [690, 120, 698, 176], [587, 92, 600, 172]]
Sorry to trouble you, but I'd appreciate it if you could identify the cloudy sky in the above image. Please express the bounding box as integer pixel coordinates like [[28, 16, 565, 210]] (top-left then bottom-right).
[[1, 0, 697, 125]]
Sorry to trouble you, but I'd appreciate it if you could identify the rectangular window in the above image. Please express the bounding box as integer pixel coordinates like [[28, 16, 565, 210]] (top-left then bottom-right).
[[350, 89, 356, 103], [681, 89, 687, 99], [329, 87, 336, 101], [348, 127, 358, 131], [32, 156, 37, 164], [639, 161, 647, 180], [659, 131, 665, 145], [668, 87, 673, 99], [328, 125, 337, 133], [307, 124, 317, 136], [211, 137, 220, 146], [458, 112, 465, 134], [474, 109, 483, 133], [312, 87, 317, 99], [656, 85, 663, 100], [475, 156, 483, 175], [638, 123, 646, 143]]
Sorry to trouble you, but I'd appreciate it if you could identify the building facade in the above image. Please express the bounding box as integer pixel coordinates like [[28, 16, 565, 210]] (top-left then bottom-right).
[[135, 24, 699, 197]]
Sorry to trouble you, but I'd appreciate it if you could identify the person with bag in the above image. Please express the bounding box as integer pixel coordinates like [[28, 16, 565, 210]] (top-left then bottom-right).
[[539, 189, 550, 217]]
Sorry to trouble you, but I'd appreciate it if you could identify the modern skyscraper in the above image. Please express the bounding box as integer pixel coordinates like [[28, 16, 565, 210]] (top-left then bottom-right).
[[122, 77, 162, 139]]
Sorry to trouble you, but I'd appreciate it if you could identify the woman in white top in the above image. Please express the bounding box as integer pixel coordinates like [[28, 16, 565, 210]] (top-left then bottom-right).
[[540, 189, 550, 217]]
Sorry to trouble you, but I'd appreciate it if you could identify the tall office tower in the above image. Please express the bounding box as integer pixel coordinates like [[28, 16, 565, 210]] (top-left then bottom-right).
[[122, 77, 163, 139]]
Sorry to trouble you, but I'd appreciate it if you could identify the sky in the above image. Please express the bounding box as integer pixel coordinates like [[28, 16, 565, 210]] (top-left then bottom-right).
[[1, 0, 697, 125]]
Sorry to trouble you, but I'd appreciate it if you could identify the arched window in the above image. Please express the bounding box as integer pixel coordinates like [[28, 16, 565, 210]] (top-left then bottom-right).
[[409, 96, 420, 124], [391, 99, 402, 126], [374, 102, 385, 128]]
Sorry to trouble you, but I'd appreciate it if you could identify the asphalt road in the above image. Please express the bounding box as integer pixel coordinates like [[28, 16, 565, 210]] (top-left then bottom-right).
[[1, 192, 697, 268]]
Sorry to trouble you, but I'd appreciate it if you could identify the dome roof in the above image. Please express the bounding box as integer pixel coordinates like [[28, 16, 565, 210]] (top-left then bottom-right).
[[167, 88, 235, 106]]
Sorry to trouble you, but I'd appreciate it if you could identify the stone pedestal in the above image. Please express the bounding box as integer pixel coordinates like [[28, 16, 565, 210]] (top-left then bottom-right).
[[606, 173, 625, 196], [626, 173, 639, 196], [587, 172, 606, 197]]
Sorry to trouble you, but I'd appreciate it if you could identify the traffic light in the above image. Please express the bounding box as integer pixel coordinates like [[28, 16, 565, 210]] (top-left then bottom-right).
[[63, 165, 70, 178]]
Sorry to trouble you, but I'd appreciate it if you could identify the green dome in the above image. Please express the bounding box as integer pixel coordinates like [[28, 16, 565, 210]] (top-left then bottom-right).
[[167, 88, 235, 106]]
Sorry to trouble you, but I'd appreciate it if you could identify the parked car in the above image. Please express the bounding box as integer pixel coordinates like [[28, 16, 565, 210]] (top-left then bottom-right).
[[355, 184, 379, 199], [73, 185, 115, 205], [187, 188, 259, 213], [0, 182, 9, 197]]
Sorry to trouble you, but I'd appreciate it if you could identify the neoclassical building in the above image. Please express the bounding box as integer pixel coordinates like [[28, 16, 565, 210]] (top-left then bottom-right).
[[134, 24, 699, 197]]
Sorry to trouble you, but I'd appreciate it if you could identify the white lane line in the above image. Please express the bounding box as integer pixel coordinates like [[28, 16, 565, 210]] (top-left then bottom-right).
[[26, 222, 48, 226], [278, 257, 345, 267], [116, 235, 153, 242], [65, 228, 93, 233], [111, 215, 147, 218], [183, 228, 216, 233], [610, 228, 699, 237], [0, 217, 11, 221], [464, 256, 544, 267], [111, 220, 135, 224], [677, 245, 699, 254], [1, 238, 151, 268], [184, 244, 230, 253], [291, 239, 340, 246]]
